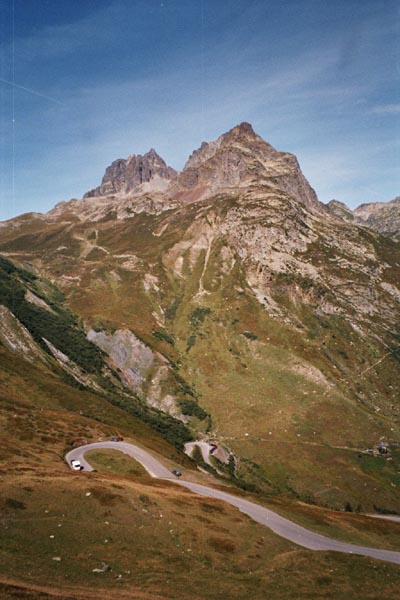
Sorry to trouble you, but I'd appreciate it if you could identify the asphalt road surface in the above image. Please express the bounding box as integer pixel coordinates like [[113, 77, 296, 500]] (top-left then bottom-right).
[[65, 441, 400, 565], [184, 441, 213, 465]]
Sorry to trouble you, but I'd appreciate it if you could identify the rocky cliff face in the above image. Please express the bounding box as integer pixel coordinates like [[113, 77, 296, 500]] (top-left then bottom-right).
[[168, 122, 320, 211], [328, 197, 400, 241], [84, 148, 176, 198], [355, 197, 400, 240]]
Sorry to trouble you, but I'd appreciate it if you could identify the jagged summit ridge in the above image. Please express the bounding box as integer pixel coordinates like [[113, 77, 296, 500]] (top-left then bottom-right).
[[84, 148, 176, 198], [82, 122, 320, 212], [328, 196, 400, 241], [169, 122, 320, 210], [183, 122, 263, 170]]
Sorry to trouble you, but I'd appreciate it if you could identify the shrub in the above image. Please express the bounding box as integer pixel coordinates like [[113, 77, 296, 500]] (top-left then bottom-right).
[[0, 257, 104, 373], [208, 537, 235, 553], [175, 374, 197, 398], [165, 298, 180, 320], [186, 335, 196, 352], [178, 399, 208, 421], [190, 307, 211, 328], [242, 331, 258, 340], [152, 329, 175, 346]]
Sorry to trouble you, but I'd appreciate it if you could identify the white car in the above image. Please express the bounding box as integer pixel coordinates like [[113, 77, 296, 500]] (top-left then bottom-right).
[[71, 459, 83, 471]]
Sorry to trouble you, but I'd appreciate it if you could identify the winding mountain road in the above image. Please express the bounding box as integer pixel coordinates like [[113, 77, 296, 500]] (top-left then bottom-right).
[[184, 441, 214, 465], [65, 441, 400, 565]]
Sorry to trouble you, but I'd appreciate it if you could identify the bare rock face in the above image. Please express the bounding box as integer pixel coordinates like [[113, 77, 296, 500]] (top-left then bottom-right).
[[354, 197, 400, 240], [327, 200, 355, 222], [327, 197, 400, 241], [87, 328, 155, 392], [0, 305, 47, 363], [84, 149, 176, 198], [168, 122, 320, 211]]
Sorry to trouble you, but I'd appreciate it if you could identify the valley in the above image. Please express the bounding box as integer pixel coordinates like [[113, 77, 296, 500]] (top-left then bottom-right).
[[1, 122, 399, 599]]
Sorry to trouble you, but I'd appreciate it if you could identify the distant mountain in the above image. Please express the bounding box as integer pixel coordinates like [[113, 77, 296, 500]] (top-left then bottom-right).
[[84, 148, 176, 198], [326, 199, 355, 222], [327, 197, 400, 241], [1, 123, 399, 513]]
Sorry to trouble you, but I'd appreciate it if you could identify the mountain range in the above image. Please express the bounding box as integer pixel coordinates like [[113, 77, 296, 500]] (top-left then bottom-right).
[[327, 196, 400, 241], [1, 122, 399, 598]]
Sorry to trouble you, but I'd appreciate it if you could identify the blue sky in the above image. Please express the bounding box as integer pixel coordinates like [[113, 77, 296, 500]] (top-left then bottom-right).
[[0, 0, 399, 220]]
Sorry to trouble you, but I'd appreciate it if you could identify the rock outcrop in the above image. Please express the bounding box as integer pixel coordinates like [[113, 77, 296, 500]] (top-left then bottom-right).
[[354, 197, 400, 240], [326, 199, 355, 222], [168, 122, 320, 211], [84, 149, 176, 198], [328, 196, 400, 240]]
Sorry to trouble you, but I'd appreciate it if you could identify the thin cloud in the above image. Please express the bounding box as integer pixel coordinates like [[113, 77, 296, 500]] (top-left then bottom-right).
[[0, 78, 64, 105], [2, 1, 152, 63], [371, 104, 400, 115]]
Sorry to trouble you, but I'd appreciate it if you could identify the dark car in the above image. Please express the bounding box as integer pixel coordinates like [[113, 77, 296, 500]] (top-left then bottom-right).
[[172, 469, 182, 477]]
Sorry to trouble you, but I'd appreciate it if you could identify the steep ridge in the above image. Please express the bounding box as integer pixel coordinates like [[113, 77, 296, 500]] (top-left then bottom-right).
[[168, 122, 320, 210], [355, 196, 400, 241], [0, 123, 399, 511], [328, 197, 400, 241]]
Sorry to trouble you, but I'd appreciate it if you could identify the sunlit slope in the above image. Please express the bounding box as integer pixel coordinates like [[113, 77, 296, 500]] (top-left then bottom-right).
[[3, 469, 400, 600], [1, 188, 399, 510], [3, 338, 399, 600]]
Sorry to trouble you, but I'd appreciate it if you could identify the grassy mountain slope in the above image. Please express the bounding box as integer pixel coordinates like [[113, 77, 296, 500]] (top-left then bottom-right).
[[1, 188, 399, 512], [3, 467, 400, 600], [1, 218, 400, 599], [1, 122, 400, 600], [1, 351, 400, 600], [2, 276, 399, 600]]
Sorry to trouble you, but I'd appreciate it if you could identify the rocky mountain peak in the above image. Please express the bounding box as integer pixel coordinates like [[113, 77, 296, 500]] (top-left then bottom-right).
[[183, 122, 269, 171], [81, 123, 320, 213], [220, 121, 260, 142], [146, 148, 159, 158], [232, 120, 255, 134], [355, 196, 400, 220], [171, 122, 320, 210], [84, 149, 176, 198], [354, 196, 400, 240]]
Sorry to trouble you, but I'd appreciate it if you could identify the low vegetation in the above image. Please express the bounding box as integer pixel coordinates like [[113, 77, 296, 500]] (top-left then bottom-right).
[[1, 188, 400, 599], [0, 257, 104, 373], [178, 398, 208, 421], [152, 329, 175, 346], [2, 468, 400, 600], [84, 449, 148, 477], [0, 257, 194, 451]]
